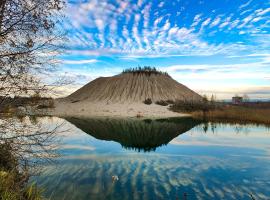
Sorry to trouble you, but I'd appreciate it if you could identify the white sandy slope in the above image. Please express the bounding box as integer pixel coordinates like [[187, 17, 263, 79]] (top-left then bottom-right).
[[51, 100, 188, 118], [50, 72, 200, 118], [66, 73, 202, 103]]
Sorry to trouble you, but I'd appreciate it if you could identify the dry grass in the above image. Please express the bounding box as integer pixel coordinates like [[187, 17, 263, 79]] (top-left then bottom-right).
[[170, 100, 270, 126], [191, 105, 270, 125]]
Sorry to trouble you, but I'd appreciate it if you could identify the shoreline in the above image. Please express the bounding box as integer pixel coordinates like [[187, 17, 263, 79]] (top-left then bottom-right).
[[49, 100, 189, 119]]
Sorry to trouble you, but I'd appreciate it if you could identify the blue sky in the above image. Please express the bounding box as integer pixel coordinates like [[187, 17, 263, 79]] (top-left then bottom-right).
[[55, 0, 270, 99]]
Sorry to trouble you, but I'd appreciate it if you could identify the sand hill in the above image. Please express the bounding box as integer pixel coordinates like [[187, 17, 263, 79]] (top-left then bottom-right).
[[53, 69, 202, 118], [66, 71, 202, 103]]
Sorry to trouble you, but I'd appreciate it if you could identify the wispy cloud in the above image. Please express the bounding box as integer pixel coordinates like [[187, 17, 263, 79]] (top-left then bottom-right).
[[52, 0, 270, 100], [62, 59, 98, 65], [62, 0, 270, 58]]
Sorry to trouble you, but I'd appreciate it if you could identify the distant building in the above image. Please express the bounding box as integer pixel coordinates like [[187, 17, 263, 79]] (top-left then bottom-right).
[[232, 96, 243, 104]]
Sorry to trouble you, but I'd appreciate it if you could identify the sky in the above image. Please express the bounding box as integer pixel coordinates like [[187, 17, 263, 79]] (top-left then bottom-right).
[[54, 0, 270, 99]]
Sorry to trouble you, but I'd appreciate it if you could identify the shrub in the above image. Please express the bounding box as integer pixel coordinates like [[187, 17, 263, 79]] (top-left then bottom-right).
[[155, 100, 169, 106], [166, 100, 175, 104], [36, 99, 55, 109], [170, 100, 216, 113], [143, 98, 152, 105]]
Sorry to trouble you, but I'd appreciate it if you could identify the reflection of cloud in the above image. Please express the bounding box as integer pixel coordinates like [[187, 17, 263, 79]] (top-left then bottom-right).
[[60, 145, 95, 151], [32, 117, 270, 200], [171, 123, 270, 154], [34, 154, 270, 200]]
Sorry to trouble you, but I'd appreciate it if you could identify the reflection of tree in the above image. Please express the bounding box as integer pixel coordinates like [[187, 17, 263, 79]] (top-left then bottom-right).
[[0, 116, 65, 199], [65, 117, 201, 152], [198, 122, 253, 136], [0, 117, 64, 165]]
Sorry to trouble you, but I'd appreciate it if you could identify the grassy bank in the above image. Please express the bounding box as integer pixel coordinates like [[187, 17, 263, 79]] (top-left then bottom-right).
[[192, 106, 270, 125], [170, 101, 270, 126]]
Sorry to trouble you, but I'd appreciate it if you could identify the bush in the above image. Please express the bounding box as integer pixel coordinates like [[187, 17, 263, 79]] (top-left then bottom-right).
[[36, 99, 55, 109], [155, 100, 169, 106], [170, 100, 216, 113], [143, 98, 152, 105], [166, 100, 175, 104], [36, 104, 50, 109]]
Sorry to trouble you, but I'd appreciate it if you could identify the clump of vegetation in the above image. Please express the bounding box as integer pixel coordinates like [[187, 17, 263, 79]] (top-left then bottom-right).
[[143, 98, 152, 105], [166, 100, 175, 104], [155, 100, 169, 106], [136, 112, 143, 118], [155, 100, 175, 106], [36, 99, 55, 109], [0, 143, 43, 200], [122, 66, 170, 76], [170, 99, 216, 113]]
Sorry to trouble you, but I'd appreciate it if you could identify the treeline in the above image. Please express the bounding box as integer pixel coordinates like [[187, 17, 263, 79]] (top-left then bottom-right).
[[122, 66, 170, 76], [0, 95, 54, 114]]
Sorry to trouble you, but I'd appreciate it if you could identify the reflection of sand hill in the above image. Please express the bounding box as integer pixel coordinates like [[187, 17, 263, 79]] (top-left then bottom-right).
[[53, 72, 202, 118], [66, 72, 202, 103], [65, 117, 201, 152]]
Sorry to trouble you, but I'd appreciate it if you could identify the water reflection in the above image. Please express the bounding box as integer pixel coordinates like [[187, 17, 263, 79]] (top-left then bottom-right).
[[32, 117, 270, 200], [65, 117, 201, 152]]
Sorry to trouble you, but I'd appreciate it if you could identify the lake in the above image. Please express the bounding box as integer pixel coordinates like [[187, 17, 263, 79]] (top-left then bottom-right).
[[31, 117, 270, 200]]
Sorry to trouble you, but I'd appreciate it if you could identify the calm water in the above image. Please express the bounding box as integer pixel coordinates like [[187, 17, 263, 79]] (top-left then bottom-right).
[[32, 117, 270, 200]]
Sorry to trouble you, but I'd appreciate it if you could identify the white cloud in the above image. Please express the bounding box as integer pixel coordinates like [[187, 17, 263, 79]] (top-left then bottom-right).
[[168, 27, 179, 36], [257, 8, 270, 16], [239, 0, 253, 10], [154, 16, 163, 27], [62, 59, 98, 65], [239, 31, 245, 35], [219, 21, 229, 28], [202, 18, 211, 26], [191, 14, 202, 28], [132, 14, 143, 49], [158, 1, 165, 8], [142, 3, 151, 28], [219, 16, 232, 29], [210, 17, 221, 27], [117, 1, 128, 13], [137, 0, 143, 7], [199, 18, 211, 33], [64, 1, 270, 58], [229, 19, 240, 29], [163, 20, 171, 30], [159, 61, 270, 99], [95, 19, 104, 31]]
